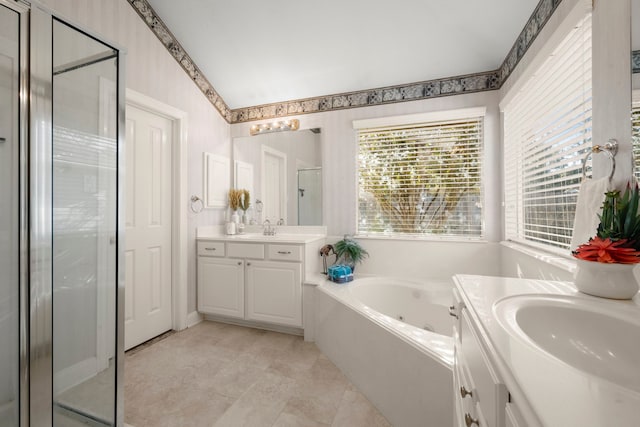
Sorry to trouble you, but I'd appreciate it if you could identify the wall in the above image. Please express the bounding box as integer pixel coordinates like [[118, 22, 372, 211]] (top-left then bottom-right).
[[39, 0, 231, 314], [232, 90, 502, 240]]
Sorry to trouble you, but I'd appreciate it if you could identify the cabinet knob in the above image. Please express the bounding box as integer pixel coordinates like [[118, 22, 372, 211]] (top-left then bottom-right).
[[449, 305, 459, 319], [205, 247, 216, 251], [237, 261, 242, 265], [460, 386, 473, 398], [247, 262, 251, 266], [465, 413, 479, 427], [277, 251, 292, 255]]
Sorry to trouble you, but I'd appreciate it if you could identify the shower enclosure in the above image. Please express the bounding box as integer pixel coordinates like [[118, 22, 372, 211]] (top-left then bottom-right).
[[297, 167, 322, 225], [1, 1, 124, 425]]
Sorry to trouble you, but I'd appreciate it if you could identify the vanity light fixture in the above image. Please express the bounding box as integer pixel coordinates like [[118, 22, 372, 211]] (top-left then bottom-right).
[[250, 119, 300, 136]]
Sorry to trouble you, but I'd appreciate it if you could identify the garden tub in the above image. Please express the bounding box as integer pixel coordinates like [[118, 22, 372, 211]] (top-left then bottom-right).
[[314, 276, 454, 427]]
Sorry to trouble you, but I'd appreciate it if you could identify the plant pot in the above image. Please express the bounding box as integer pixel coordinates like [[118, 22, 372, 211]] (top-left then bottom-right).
[[573, 259, 640, 299]]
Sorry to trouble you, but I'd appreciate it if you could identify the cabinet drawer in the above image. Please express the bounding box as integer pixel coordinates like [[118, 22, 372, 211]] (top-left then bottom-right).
[[228, 242, 265, 259], [268, 244, 302, 262], [460, 309, 508, 427], [197, 241, 225, 257]]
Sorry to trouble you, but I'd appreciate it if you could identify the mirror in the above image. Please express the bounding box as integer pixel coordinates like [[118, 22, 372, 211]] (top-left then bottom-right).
[[233, 129, 322, 225]]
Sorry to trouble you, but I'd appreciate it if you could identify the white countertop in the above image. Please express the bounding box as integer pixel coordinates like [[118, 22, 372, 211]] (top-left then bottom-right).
[[454, 275, 640, 427], [196, 225, 326, 245]]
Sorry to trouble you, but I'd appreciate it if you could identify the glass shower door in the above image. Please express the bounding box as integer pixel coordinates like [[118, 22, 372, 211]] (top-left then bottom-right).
[[0, 4, 20, 426], [51, 19, 119, 426], [297, 168, 323, 225]]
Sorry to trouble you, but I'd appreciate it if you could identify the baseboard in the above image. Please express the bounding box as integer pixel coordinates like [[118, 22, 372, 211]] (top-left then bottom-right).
[[203, 314, 303, 336], [53, 357, 98, 395], [186, 311, 203, 328]]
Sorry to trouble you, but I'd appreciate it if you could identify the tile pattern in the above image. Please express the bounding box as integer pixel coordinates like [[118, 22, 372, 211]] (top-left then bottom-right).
[[127, 0, 565, 123], [127, 0, 232, 122], [633, 51, 640, 74], [124, 321, 390, 427]]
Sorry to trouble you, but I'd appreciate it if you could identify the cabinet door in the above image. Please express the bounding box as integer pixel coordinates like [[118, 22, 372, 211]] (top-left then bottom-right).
[[197, 257, 244, 318], [246, 260, 302, 327]]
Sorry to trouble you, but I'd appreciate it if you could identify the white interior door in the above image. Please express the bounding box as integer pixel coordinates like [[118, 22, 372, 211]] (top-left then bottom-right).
[[262, 147, 286, 223], [124, 104, 173, 350]]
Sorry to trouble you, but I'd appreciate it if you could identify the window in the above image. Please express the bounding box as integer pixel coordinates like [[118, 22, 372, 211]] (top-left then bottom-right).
[[503, 14, 592, 252], [633, 106, 640, 181], [355, 111, 484, 238]]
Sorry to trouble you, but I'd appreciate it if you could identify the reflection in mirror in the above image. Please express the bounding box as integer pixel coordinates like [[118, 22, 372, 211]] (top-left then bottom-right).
[[233, 129, 322, 225], [298, 168, 323, 225]]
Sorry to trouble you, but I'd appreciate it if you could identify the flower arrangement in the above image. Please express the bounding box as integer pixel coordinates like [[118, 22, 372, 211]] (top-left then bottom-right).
[[228, 189, 242, 211], [239, 189, 250, 212], [573, 184, 640, 264]]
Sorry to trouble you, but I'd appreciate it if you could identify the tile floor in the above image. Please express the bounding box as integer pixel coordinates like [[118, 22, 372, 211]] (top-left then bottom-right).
[[124, 321, 391, 427]]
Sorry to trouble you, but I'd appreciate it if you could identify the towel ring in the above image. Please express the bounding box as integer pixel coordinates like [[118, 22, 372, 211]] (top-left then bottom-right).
[[581, 139, 618, 181], [190, 195, 204, 213]]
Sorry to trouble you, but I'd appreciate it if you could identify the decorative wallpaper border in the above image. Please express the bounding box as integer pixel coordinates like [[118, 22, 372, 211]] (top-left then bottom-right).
[[129, 0, 564, 124], [230, 71, 500, 123], [127, 0, 232, 122], [498, 0, 562, 83]]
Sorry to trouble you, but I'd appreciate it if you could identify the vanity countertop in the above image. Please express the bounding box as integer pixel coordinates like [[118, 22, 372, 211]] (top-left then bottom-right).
[[196, 232, 326, 245], [454, 274, 640, 427]]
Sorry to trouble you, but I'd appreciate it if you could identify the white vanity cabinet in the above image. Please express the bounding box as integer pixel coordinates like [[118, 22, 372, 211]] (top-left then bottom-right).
[[197, 241, 246, 318], [246, 260, 301, 326], [198, 256, 245, 318], [197, 236, 321, 330], [452, 288, 511, 427]]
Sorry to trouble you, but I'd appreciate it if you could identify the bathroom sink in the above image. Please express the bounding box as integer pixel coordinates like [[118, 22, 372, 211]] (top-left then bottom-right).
[[493, 295, 640, 391]]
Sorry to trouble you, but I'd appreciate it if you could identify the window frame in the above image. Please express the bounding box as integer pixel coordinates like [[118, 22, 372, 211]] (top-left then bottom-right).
[[501, 12, 592, 255], [353, 107, 487, 241]]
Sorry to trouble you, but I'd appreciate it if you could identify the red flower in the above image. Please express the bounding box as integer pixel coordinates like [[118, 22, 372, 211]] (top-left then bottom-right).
[[573, 237, 640, 264]]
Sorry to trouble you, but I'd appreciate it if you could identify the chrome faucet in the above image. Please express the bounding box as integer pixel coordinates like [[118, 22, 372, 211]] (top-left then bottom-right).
[[263, 219, 276, 236], [277, 218, 285, 226]]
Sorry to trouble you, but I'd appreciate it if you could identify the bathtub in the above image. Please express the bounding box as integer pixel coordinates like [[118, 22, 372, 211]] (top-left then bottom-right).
[[313, 276, 454, 427]]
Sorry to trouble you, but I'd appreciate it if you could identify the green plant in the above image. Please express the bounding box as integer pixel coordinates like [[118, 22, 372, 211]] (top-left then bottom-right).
[[573, 184, 640, 264], [596, 184, 640, 249], [334, 235, 369, 268]]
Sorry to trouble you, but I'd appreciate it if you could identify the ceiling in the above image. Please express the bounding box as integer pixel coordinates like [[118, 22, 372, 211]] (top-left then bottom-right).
[[147, 0, 540, 109]]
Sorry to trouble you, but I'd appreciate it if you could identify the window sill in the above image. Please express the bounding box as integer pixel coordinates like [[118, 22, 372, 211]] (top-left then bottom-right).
[[500, 240, 577, 274], [354, 234, 487, 244]]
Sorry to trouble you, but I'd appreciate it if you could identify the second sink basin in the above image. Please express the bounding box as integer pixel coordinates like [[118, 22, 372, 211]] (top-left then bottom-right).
[[493, 294, 640, 391]]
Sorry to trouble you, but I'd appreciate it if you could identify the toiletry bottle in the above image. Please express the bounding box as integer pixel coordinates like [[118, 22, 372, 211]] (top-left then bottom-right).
[[226, 221, 236, 235]]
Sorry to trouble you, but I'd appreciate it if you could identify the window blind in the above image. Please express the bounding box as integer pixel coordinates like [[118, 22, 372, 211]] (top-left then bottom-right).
[[503, 14, 592, 251], [633, 107, 640, 181], [357, 116, 483, 238]]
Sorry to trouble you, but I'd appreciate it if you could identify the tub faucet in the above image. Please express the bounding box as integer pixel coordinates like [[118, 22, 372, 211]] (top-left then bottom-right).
[[263, 219, 276, 236]]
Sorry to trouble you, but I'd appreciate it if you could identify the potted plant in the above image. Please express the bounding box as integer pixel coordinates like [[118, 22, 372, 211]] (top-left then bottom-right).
[[572, 184, 640, 299], [334, 235, 369, 272]]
